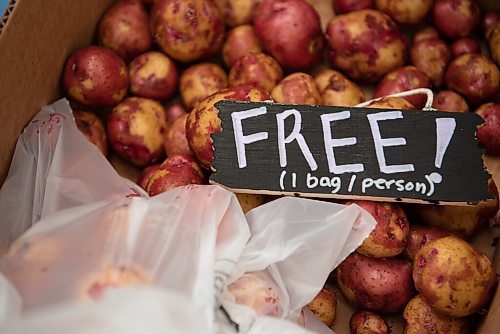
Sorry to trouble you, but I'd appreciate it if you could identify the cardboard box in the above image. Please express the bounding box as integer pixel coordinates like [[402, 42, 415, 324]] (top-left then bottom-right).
[[0, 0, 499, 333]]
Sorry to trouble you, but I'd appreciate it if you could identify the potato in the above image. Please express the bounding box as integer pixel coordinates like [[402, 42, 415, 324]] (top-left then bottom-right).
[[366, 97, 415, 110], [336, 252, 414, 312], [222, 25, 262, 68], [404, 179, 499, 239], [228, 53, 283, 93], [307, 287, 337, 327], [151, 0, 225, 63], [165, 102, 187, 123], [451, 38, 480, 58], [146, 154, 205, 195], [333, 0, 373, 15], [404, 225, 453, 261], [164, 114, 192, 157], [432, 91, 469, 112], [445, 54, 500, 105], [271, 73, 322, 105], [136, 163, 161, 190], [413, 26, 439, 43], [107, 97, 167, 167], [413, 236, 496, 317], [185, 86, 271, 168], [129, 51, 178, 101], [253, 0, 324, 71], [73, 110, 108, 157], [488, 22, 500, 67], [483, 11, 500, 38], [373, 66, 432, 109], [227, 273, 282, 316], [403, 295, 469, 334], [475, 103, 500, 155], [347, 201, 409, 258], [349, 311, 389, 334], [63, 46, 129, 107], [97, 0, 152, 62], [433, 0, 480, 39], [326, 10, 406, 82], [180, 63, 228, 111], [314, 69, 365, 107], [82, 266, 150, 301], [235, 193, 267, 213], [375, 0, 432, 25], [410, 33, 451, 88], [214, 0, 259, 27]]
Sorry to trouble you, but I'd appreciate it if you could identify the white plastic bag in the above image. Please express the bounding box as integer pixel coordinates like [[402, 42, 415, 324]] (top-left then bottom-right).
[[222, 197, 376, 333], [0, 99, 146, 252]]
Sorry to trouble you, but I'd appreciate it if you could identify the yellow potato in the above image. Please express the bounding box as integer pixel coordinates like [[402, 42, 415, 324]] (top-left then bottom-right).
[[403, 295, 469, 334], [412, 236, 496, 317], [307, 287, 337, 327]]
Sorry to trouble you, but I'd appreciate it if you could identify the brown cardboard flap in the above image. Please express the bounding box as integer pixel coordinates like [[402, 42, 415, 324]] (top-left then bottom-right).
[[0, 0, 114, 185]]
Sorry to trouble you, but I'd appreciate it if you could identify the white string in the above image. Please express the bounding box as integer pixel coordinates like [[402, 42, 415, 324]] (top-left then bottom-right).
[[355, 88, 436, 111]]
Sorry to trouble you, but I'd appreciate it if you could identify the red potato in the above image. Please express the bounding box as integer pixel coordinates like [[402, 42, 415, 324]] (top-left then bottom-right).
[[82, 266, 150, 301], [432, 90, 469, 112], [451, 38, 480, 57], [349, 311, 389, 334], [445, 54, 500, 105], [129, 51, 178, 101], [403, 295, 469, 334], [375, 0, 433, 25], [235, 193, 267, 213], [214, 0, 260, 27], [146, 154, 205, 196], [404, 225, 454, 261], [228, 53, 283, 93], [107, 97, 167, 167], [326, 9, 406, 82], [373, 66, 432, 109], [483, 11, 500, 38], [333, 0, 373, 15], [367, 97, 415, 110], [347, 201, 410, 258], [136, 163, 161, 190], [73, 110, 108, 156], [186, 86, 271, 168], [475, 103, 500, 155], [314, 69, 365, 107], [307, 287, 337, 327], [253, 0, 324, 71], [165, 102, 187, 123], [432, 0, 480, 39], [413, 27, 439, 43], [63, 46, 129, 107], [151, 0, 225, 63], [336, 252, 414, 313], [410, 34, 451, 88], [222, 25, 262, 68], [271, 73, 322, 105], [228, 273, 281, 316], [413, 236, 496, 318], [488, 23, 500, 67], [180, 63, 228, 111], [98, 0, 152, 62], [163, 113, 192, 157]]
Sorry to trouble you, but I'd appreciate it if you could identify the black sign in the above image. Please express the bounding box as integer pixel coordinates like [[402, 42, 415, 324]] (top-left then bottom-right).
[[210, 101, 492, 205]]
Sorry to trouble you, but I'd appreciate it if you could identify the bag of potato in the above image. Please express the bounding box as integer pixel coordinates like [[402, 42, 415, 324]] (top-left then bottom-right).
[[221, 198, 377, 333], [0, 185, 249, 323], [0, 99, 146, 253]]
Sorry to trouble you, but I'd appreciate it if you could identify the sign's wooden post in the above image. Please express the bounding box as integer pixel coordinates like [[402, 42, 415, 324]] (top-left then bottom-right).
[[210, 101, 492, 205]]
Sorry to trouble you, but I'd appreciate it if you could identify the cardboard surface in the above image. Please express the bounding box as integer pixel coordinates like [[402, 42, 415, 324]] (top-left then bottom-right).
[[0, 0, 498, 333]]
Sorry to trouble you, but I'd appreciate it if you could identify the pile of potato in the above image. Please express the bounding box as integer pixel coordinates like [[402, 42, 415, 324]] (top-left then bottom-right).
[[60, 0, 500, 332]]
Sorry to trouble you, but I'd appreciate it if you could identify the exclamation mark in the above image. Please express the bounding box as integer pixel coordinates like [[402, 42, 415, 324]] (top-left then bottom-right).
[[430, 118, 456, 184]]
